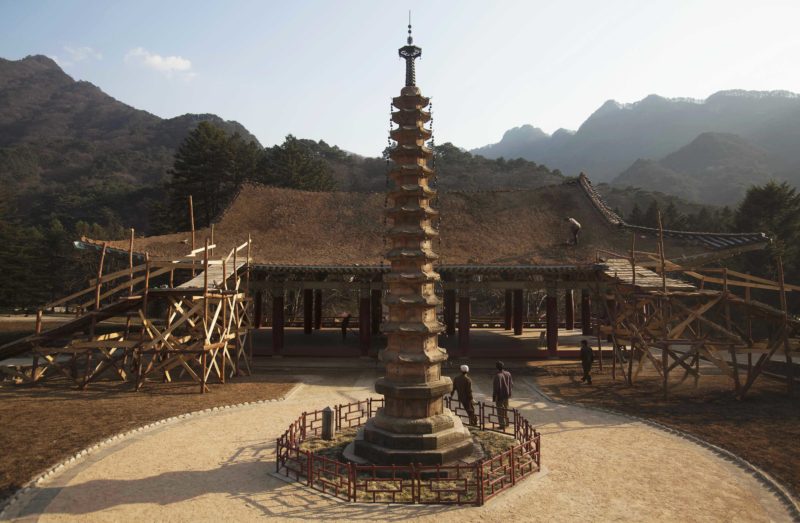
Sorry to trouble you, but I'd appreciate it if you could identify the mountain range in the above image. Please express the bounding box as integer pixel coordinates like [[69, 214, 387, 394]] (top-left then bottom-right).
[[0, 55, 564, 233], [3, 53, 798, 233], [472, 91, 800, 204], [0, 55, 258, 231]]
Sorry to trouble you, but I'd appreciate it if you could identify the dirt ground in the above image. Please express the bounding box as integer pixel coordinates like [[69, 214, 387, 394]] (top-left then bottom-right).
[[0, 375, 296, 503], [534, 360, 800, 498], [4, 369, 792, 522]]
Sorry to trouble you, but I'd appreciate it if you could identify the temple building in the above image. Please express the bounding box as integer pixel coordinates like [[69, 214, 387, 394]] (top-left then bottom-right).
[[83, 32, 769, 362], [85, 180, 768, 360]]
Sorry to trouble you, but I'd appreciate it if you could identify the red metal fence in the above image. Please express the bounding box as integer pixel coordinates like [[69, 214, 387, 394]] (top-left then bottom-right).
[[275, 397, 541, 505]]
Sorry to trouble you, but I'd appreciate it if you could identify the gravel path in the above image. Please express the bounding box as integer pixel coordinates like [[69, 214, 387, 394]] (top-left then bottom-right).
[[3, 370, 794, 522]]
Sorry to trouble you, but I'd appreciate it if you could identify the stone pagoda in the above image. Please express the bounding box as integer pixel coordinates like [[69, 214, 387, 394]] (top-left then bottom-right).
[[353, 24, 473, 465]]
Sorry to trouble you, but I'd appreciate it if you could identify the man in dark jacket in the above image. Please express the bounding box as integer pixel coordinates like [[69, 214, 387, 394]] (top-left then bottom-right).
[[580, 339, 595, 384], [492, 361, 513, 429], [451, 365, 478, 425]]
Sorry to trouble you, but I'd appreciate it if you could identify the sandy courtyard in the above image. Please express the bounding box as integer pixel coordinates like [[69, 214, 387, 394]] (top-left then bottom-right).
[[3, 369, 795, 522]]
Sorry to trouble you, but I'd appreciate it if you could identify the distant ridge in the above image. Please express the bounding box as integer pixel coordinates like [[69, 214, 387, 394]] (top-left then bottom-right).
[[472, 90, 800, 190], [612, 132, 774, 205]]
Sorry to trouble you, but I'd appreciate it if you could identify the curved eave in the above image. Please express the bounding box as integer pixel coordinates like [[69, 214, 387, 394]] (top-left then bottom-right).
[[392, 95, 430, 109], [391, 110, 431, 124], [390, 126, 432, 141]]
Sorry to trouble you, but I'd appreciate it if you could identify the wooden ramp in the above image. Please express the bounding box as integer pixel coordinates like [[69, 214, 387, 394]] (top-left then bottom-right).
[[0, 240, 254, 393], [0, 296, 142, 361]]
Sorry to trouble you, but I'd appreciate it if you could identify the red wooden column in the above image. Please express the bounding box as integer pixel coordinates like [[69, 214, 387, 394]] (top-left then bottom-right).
[[303, 288, 313, 334], [458, 293, 470, 357], [359, 292, 371, 355], [272, 294, 284, 355], [313, 289, 322, 330], [512, 289, 524, 335], [504, 290, 513, 330], [565, 289, 575, 330], [443, 289, 456, 336], [581, 289, 592, 335], [605, 297, 616, 342], [371, 289, 382, 335], [546, 290, 558, 357], [254, 290, 263, 328]]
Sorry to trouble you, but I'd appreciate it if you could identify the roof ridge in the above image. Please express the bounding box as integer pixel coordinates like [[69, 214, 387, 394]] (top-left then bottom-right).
[[576, 173, 767, 241], [576, 173, 625, 226]]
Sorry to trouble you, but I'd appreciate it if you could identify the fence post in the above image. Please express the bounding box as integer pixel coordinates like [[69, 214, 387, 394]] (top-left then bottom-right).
[[537, 433, 542, 469], [306, 451, 312, 487], [479, 402, 485, 430], [322, 407, 335, 441], [275, 439, 280, 473], [510, 446, 516, 486], [477, 460, 484, 506], [348, 462, 354, 502]]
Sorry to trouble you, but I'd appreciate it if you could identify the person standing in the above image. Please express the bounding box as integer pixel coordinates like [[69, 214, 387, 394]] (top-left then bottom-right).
[[340, 312, 351, 341], [580, 339, 595, 384], [492, 361, 513, 429], [567, 217, 582, 246], [451, 365, 478, 425]]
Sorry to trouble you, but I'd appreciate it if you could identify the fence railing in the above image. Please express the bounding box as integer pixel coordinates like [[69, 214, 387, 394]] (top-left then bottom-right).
[[276, 397, 541, 505]]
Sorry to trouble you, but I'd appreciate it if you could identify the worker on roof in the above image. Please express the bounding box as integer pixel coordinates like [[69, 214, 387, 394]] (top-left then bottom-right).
[[566, 217, 582, 246], [451, 365, 478, 425]]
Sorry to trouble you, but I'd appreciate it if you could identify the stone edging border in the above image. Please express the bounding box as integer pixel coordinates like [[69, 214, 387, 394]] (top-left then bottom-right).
[[0, 388, 298, 520], [530, 379, 800, 521]]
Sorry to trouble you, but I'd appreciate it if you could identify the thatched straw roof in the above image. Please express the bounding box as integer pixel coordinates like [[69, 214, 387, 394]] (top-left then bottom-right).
[[86, 175, 767, 269]]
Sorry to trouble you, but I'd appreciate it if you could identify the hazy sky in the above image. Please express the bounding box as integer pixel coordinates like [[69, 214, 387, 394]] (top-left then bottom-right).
[[1, 0, 799, 156]]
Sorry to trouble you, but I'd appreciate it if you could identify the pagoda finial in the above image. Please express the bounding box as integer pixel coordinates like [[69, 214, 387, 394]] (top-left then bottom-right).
[[399, 14, 421, 87]]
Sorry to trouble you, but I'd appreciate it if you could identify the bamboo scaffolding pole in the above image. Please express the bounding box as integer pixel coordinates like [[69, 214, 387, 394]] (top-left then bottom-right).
[[203, 238, 210, 335], [128, 228, 135, 295], [94, 243, 108, 310], [189, 195, 196, 277], [210, 223, 215, 256], [630, 232, 636, 288], [778, 256, 793, 395]]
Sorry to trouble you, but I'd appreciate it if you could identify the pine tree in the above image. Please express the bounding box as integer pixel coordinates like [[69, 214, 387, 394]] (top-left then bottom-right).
[[643, 201, 660, 228], [228, 132, 261, 188], [261, 135, 336, 191], [168, 122, 234, 229], [627, 203, 644, 225], [734, 182, 800, 293], [663, 202, 686, 230]]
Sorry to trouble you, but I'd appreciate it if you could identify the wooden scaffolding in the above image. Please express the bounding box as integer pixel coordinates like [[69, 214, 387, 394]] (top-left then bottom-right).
[[0, 237, 254, 393], [597, 223, 799, 399]]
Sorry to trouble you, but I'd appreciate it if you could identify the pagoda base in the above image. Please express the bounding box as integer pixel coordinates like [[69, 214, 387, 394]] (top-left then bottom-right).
[[351, 409, 474, 465]]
